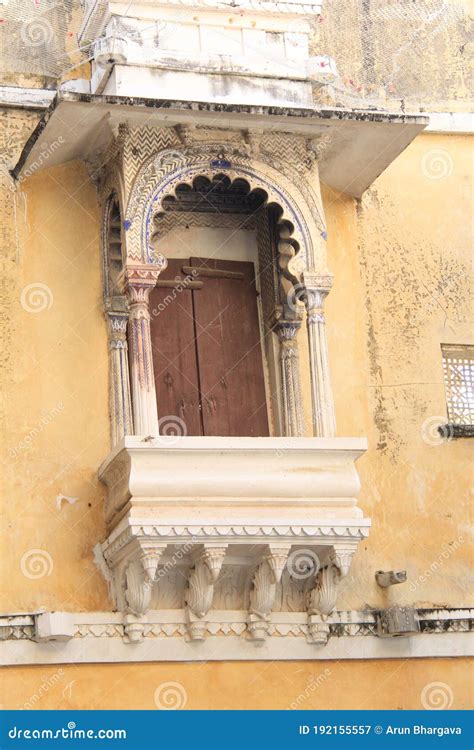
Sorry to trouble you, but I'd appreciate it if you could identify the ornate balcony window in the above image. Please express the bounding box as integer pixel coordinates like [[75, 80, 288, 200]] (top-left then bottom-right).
[[91, 122, 371, 646], [10, 0, 428, 654]]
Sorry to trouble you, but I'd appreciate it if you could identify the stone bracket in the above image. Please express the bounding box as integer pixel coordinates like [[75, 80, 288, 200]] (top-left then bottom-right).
[[247, 545, 291, 642], [306, 544, 357, 645], [185, 546, 227, 641]]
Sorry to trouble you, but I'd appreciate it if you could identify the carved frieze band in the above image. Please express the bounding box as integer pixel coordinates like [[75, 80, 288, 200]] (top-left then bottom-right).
[[3, 610, 471, 652]]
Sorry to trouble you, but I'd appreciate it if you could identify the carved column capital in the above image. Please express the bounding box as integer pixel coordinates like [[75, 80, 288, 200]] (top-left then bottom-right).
[[276, 319, 302, 345], [107, 311, 128, 349], [119, 262, 166, 311], [302, 276, 332, 323]]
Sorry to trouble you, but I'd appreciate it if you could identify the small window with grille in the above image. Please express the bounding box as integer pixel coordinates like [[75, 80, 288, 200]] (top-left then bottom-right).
[[441, 345, 474, 438]]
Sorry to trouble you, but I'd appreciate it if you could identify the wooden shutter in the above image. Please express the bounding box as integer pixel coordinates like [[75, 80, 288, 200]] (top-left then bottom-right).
[[149, 259, 203, 436], [190, 257, 269, 437]]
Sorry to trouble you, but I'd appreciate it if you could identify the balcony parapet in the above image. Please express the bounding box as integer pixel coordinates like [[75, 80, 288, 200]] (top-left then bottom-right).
[[98, 436, 371, 643]]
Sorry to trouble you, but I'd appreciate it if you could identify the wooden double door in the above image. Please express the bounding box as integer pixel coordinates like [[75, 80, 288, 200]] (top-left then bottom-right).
[[149, 257, 270, 437]]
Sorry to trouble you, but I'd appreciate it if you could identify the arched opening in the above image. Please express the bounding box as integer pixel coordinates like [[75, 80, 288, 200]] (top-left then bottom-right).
[[146, 173, 302, 437], [103, 193, 125, 300]]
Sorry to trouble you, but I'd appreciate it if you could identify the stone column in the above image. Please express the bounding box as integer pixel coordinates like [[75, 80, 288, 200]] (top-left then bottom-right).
[[276, 320, 305, 437], [304, 276, 336, 437], [107, 310, 133, 445], [119, 264, 162, 435]]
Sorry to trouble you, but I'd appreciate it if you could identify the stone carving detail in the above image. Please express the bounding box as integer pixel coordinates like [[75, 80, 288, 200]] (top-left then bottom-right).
[[98, 125, 335, 441], [118, 263, 166, 434], [103, 524, 370, 563], [306, 565, 340, 645], [2, 609, 471, 651], [185, 547, 227, 640], [124, 546, 167, 619], [107, 311, 133, 444], [276, 320, 305, 437], [124, 141, 316, 269], [122, 126, 180, 197], [306, 548, 354, 645], [247, 546, 290, 641], [302, 275, 336, 437], [329, 547, 355, 578]]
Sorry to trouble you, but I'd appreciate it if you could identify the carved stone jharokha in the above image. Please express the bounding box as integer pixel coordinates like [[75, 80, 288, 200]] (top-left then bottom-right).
[[90, 122, 371, 650], [118, 263, 166, 435], [106, 311, 133, 444]]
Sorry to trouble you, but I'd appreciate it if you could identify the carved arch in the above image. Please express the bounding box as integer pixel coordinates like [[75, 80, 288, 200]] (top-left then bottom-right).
[[123, 144, 328, 276]]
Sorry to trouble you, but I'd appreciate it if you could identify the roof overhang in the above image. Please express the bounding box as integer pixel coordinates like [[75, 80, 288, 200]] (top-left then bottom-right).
[[12, 92, 428, 198]]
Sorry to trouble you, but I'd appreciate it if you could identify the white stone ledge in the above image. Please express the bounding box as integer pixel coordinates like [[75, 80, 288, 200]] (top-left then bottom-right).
[[1, 632, 472, 666], [1, 609, 471, 665], [0, 86, 55, 109], [425, 112, 473, 134]]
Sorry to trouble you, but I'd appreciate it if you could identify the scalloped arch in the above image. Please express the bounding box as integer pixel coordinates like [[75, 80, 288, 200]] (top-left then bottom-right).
[[124, 145, 327, 274]]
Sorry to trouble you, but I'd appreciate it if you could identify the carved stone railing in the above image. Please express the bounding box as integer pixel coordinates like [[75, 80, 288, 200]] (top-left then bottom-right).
[[98, 436, 370, 644]]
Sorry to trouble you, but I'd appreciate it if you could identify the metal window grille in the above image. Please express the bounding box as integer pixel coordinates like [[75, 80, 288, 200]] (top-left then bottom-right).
[[442, 345, 474, 426]]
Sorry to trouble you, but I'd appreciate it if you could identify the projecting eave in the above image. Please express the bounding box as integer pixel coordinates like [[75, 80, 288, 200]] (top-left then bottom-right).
[[12, 92, 428, 198]]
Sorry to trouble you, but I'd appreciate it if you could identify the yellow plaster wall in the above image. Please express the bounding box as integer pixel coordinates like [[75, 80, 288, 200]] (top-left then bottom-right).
[[0, 154, 112, 615], [1, 659, 472, 710], [322, 132, 473, 612]]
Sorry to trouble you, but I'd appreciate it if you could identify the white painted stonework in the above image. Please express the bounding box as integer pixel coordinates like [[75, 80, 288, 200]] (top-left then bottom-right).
[[80, 0, 328, 107], [0, 609, 472, 665], [97, 436, 371, 643]]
